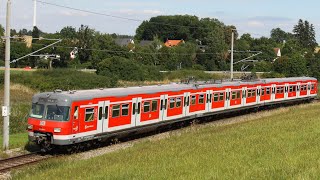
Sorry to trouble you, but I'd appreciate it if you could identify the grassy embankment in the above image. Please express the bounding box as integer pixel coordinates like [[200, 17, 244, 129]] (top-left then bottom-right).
[[12, 102, 320, 179]]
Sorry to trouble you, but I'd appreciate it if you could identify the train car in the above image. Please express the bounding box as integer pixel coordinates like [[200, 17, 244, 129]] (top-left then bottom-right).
[[27, 77, 318, 151]]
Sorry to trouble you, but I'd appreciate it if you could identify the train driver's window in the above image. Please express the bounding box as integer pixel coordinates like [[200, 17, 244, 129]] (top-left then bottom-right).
[[74, 106, 79, 119], [112, 105, 120, 118], [85, 108, 94, 122], [122, 104, 129, 116]]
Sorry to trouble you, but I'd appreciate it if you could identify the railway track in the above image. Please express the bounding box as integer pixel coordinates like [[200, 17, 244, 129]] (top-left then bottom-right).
[[0, 152, 53, 173]]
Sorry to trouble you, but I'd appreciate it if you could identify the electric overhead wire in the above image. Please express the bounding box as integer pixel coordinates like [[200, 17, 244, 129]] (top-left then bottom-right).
[[35, 0, 270, 37]]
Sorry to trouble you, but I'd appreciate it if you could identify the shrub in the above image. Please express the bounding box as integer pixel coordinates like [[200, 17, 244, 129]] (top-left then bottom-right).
[[2, 69, 117, 91]]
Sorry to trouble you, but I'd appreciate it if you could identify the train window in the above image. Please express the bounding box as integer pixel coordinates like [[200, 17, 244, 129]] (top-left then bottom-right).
[[219, 93, 224, 101], [104, 106, 109, 119], [232, 92, 237, 100], [122, 104, 129, 116], [237, 91, 241, 99], [85, 108, 94, 122], [289, 86, 293, 92], [293, 86, 296, 92], [213, 93, 219, 102], [164, 100, 167, 110], [46, 105, 70, 121], [152, 100, 158, 111], [176, 98, 182, 107], [191, 95, 196, 105], [73, 106, 79, 120], [30, 104, 45, 119], [312, 84, 315, 90], [199, 95, 205, 104], [266, 88, 270, 95], [252, 90, 256, 97], [261, 88, 265, 96], [99, 107, 103, 120], [308, 85, 311, 90], [112, 105, 120, 118], [169, 98, 175, 109], [247, 90, 252, 98], [144, 102, 150, 113]]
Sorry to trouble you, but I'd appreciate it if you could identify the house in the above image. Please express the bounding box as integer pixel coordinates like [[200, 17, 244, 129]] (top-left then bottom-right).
[[273, 48, 281, 57], [115, 38, 135, 51], [164, 39, 185, 47], [115, 38, 135, 47]]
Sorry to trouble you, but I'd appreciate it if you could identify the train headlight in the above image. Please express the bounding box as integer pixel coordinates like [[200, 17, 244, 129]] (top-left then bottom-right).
[[54, 128, 61, 133], [27, 124, 33, 130]]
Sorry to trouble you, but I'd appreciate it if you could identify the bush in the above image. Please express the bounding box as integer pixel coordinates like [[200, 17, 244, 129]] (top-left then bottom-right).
[[164, 70, 220, 81], [97, 56, 164, 82], [6, 69, 117, 91], [261, 72, 285, 78]]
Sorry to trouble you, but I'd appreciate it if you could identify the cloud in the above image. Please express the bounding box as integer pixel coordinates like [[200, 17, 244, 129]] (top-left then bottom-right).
[[59, 11, 90, 17], [115, 9, 163, 16], [248, 16, 293, 22], [247, 21, 265, 28]]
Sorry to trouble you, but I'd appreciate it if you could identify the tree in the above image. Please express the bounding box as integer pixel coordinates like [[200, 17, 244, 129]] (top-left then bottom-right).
[[270, 28, 292, 44], [293, 19, 318, 50], [77, 25, 95, 64]]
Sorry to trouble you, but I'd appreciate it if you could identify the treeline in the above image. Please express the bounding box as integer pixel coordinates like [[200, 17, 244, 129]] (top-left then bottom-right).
[[0, 16, 319, 80]]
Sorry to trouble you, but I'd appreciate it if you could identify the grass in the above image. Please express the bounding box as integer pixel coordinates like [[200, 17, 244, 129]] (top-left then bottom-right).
[[12, 102, 320, 179]]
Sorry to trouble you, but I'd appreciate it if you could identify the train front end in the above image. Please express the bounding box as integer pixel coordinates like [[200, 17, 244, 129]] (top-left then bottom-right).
[[27, 91, 72, 152]]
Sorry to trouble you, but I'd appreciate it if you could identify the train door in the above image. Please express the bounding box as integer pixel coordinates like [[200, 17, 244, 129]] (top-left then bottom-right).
[[256, 86, 261, 104], [131, 98, 142, 126], [284, 83, 289, 100], [224, 88, 231, 109], [271, 84, 276, 101], [307, 82, 311, 96], [183, 92, 190, 116], [242, 87, 247, 106], [72, 106, 80, 134], [160, 95, 168, 121], [98, 101, 110, 133], [297, 83, 301, 98], [205, 90, 213, 112]]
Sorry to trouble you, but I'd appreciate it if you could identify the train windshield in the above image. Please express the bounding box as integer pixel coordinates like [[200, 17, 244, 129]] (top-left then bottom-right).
[[30, 104, 45, 119], [46, 105, 70, 122]]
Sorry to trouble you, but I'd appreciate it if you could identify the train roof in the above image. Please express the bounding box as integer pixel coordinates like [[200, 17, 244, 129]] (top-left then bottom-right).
[[32, 77, 317, 104]]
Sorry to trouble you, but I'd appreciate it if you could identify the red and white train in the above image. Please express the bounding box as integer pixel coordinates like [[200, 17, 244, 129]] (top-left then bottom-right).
[[27, 77, 317, 150]]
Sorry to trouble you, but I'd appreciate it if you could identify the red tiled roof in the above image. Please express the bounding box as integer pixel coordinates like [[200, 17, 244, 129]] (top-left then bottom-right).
[[164, 39, 184, 47]]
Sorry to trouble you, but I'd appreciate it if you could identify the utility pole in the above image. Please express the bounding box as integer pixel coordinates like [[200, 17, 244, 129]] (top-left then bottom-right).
[[2, 0, 11, 151], [230, 29, 235, 80], [33, 0, 37, 27]]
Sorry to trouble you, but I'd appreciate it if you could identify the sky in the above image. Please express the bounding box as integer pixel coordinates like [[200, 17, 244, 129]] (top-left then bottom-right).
[[1, 0, 320, 42]]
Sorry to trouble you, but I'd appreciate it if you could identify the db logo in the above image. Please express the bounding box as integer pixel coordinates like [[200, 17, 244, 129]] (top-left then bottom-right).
[[40, 121, 46, 126]]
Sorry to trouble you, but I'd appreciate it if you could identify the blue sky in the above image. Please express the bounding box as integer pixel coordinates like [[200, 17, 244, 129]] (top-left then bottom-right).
[[1, 0, 320, 41]]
